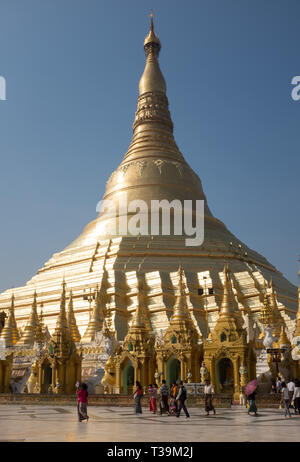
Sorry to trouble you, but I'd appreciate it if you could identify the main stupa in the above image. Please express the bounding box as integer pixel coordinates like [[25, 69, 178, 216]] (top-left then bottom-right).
[[0, 17, 297, 363]]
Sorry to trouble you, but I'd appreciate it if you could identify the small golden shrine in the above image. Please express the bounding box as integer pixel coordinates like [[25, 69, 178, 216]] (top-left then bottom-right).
[[204, 266, 256, 399]]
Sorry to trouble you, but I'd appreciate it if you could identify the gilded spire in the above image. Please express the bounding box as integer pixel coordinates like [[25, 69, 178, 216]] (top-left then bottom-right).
[[67, 290, 81, 343], [219, 265, 237, 317], [18, 291, 42, 346], [259, 292, 273, 326], [278, 325, 290, 348], [50, 280, 74, 359], [0, 294, 19, 347], [131, 277, 151, 330], [171, 266, 189, 321], [144, 12, 161, 50], [131, 297, 146, 329], [37, 303, 50, 343], [268, 279, 284, 336], [139, 14, 166, 96], [82, 285, 105, 342], [55, 280, 68, 331]]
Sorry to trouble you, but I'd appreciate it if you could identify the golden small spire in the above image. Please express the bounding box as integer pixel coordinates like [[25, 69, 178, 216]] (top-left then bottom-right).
[[171, 266, 189, 321], [131, 298, 146, 329], [131, 279, 150, 330], [219, 265, 237, 317], [50, 280, 74, 358], [132, 278, 151, 330], [18, 291, 42, 346], [82, 285, 105, 342], [278, 325, 290, 348], [268, 279, 284, 336], [67, 290, 81, 343], [38, 303, 50, 343], [55, 280, 68, 331], [0, 293, 19, 347], [259, 292, 273, 326], [51, 280, 72, 348]]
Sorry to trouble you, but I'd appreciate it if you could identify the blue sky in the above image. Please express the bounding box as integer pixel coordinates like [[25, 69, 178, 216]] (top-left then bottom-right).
[[0, 0, 299, 292]]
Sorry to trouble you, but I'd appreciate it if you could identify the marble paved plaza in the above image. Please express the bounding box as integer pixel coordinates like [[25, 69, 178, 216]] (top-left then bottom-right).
[[0, 405, 299, 442]]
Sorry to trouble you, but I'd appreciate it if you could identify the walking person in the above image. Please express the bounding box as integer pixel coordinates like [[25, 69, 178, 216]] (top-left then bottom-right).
[[276, 376, 282, 394], [292, 379, 300, 415], [77, 382, 89, 422], [247, 391, 258, 416], [134, 381, 143, 414], [159, 380, 170, 415], [204, 379, 216, 416], [281, 382, 292, 418], [148, 383, 157, 414], [245, 379, 258, 416], [176, 381, 190, 418], [170, 382, 178, 415], [287, 378, 295, 409], [270, 378, 276, 394]]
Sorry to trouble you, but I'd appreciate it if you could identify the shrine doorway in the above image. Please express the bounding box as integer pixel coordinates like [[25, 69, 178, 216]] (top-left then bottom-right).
[[166, 357, 181, 388], [123, 364, 134, 394], [44, 364, 52, 393], [217, 358, 234, 394]]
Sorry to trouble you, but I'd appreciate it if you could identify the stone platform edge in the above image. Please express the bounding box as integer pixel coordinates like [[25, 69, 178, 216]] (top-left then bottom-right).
[[0, 393, 281, 407], [0, 393, 232, 407]]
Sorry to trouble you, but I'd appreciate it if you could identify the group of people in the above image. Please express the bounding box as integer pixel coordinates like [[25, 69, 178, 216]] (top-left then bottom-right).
[[75, 376, 300, 421], [279, 378, 300, 418], [134, 379, 216, 418], [241, 376, 300, 418]]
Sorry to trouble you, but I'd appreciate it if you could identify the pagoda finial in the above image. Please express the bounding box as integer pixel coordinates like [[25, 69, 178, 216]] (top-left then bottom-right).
[[55, 279, 68, 331], [139, 12, 165, 95], [144, 10, 160, 49], [67, 290, 81, 343]]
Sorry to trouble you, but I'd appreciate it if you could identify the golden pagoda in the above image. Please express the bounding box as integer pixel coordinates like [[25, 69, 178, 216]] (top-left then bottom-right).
[[0, 294, 19, 347], [0, 17, 298, 393]]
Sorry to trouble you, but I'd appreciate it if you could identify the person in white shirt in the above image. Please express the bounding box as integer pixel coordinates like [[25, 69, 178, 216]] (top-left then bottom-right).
[[281, 382, 292, 418], [204, 379, 216, 416], [287, 379, 295, 406]]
